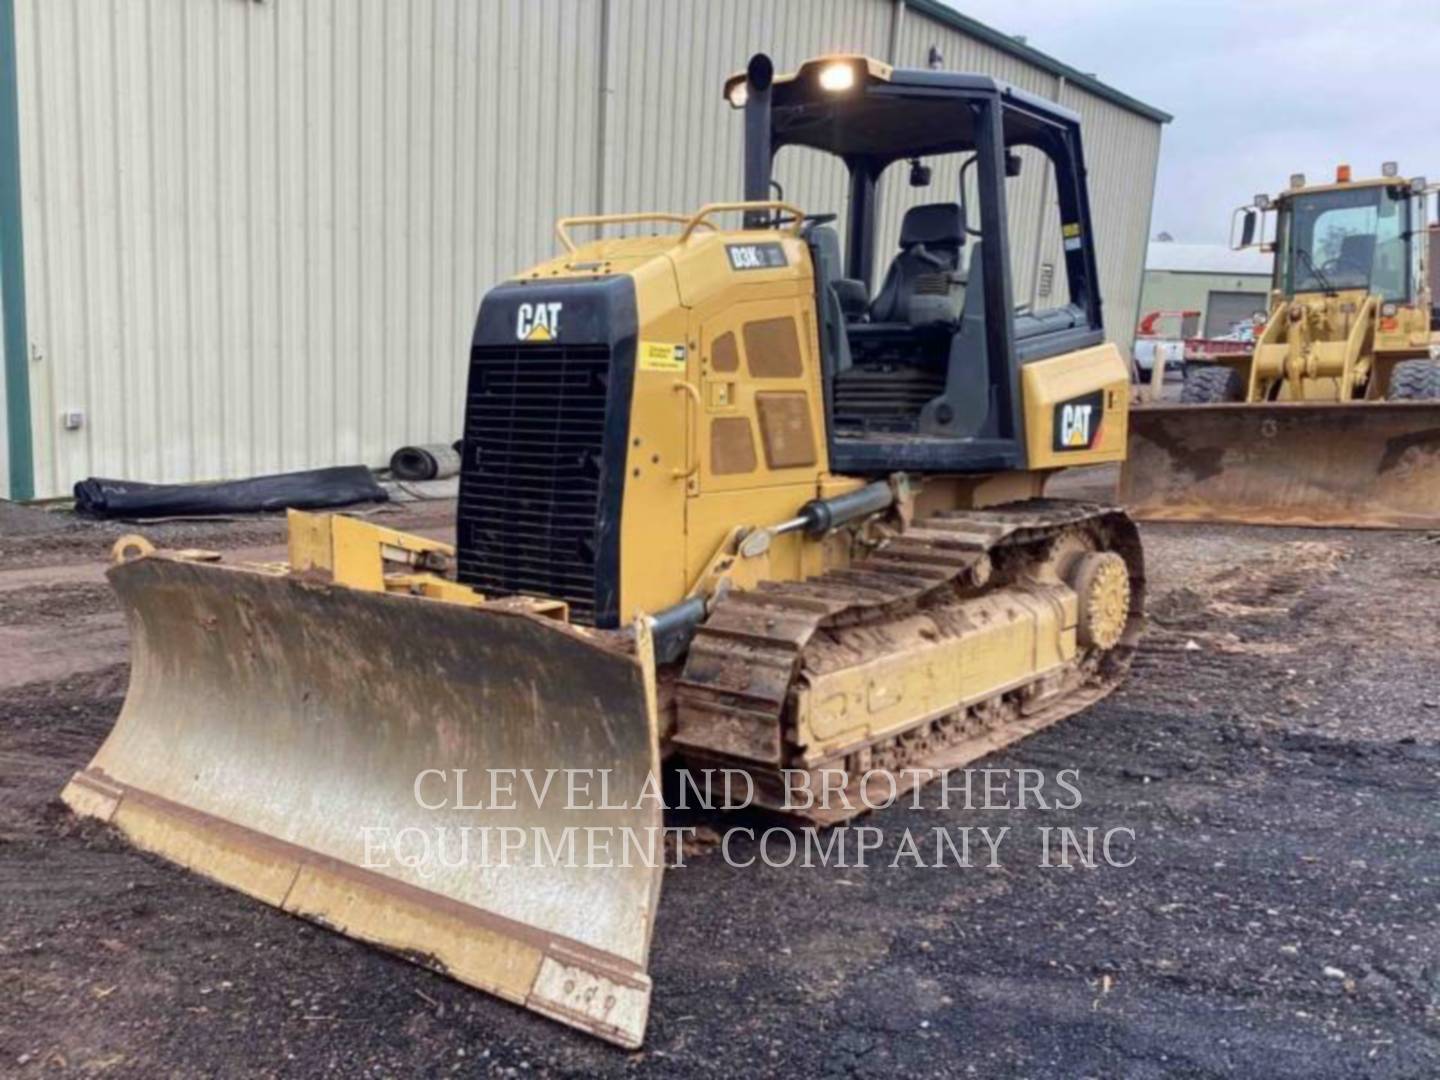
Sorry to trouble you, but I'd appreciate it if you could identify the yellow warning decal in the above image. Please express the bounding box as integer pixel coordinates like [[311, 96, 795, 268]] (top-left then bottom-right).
[[1062, 222, 1081, 238], [638, 341, 686, 372]]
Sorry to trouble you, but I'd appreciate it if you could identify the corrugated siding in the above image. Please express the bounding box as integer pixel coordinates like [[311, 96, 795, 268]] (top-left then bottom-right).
[[886, 9, 1160, 354], [0, 279, 8, 497], [883, 4, 1056, 277], [1059, 80, 1162, 358], [12, 0, 1159, 499], [601, 0, 892, 232], [15, 0, 601, 496]]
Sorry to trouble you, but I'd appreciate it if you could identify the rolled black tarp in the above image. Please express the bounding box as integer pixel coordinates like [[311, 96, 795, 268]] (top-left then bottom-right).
[[74, 465, 388, 520], [389, 442, 462, 481]]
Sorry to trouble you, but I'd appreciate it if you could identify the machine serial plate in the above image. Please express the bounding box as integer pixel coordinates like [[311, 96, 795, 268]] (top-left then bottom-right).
[[726, 243, 787, 271]]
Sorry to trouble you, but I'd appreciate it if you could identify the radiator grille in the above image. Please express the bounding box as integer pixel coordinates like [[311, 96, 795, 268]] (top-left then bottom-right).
[[456, 343, 612, 626]]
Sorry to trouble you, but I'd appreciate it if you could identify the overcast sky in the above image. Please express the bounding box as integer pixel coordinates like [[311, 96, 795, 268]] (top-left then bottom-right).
[[947, 1, 1440, 244]]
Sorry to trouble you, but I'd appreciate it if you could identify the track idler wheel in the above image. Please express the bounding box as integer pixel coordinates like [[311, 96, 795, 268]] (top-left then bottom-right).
[[1070, 551, 1131, 650]]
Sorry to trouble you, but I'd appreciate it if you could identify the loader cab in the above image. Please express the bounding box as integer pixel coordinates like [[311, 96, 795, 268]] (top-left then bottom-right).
[[1237, 169, 1432, 311], [1274, 180, 1419, 302], [726, 54, 1107, 474]]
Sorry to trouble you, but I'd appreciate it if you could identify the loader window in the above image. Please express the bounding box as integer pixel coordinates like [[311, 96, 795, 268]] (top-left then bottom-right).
[[1282, 185, 1410, 301]]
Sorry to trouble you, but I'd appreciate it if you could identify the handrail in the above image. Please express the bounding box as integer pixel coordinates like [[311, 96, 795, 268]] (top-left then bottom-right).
[[677, 201, 806, 243], [554, 202, 807, 253], [672, 381, 701, 482], [555, 201, 807, 254], [554, 212, 708, 253]]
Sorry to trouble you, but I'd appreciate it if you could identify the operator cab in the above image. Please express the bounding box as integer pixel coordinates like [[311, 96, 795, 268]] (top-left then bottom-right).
[[1276, 180, 1422, 303], [727, 54, 1106, 474], [1235, 167, 1434, 308]]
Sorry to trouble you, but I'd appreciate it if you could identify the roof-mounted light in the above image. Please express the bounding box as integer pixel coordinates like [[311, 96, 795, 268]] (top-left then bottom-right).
[[1254, 194, 1271, 210], [1381, 161, 1399, 178], [1336, 164, 1351, 183], [818, 62, 856, 92], [726, 80, 748, 108], [1289, 173, 1306, 189]]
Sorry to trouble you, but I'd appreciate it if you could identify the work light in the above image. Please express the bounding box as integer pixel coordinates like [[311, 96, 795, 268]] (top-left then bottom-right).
[[819, 62, 856, 91]]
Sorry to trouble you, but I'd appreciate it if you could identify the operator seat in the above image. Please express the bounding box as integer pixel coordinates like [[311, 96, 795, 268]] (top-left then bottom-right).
[[1336, 233, 1375, 277], [869, 203, 967, 327]]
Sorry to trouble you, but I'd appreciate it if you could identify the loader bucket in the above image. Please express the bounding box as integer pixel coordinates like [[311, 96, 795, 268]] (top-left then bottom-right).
[[1119, 402, 1440, 529], [62, 555, 664, 1048]]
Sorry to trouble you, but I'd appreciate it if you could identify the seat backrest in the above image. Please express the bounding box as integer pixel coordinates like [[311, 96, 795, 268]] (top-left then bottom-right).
[[898, 203, 966, 251], [1336, 231, 1370, 264], [870, 203, 965, 325], [1338, 232, 1374, 270]]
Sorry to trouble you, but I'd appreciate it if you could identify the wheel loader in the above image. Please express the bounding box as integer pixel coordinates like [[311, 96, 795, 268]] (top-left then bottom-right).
[[63, 54, 1145, 1048], [1121, 165, 1440, 528]]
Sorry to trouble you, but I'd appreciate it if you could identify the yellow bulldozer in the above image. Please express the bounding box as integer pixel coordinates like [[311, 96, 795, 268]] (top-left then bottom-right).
[[1121, 164, 1440, 527], [64, 54, 1145, 1047]]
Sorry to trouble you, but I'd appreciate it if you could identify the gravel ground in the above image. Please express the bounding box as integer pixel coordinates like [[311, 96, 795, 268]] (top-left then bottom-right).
[[2, 502, 1439, 1078]]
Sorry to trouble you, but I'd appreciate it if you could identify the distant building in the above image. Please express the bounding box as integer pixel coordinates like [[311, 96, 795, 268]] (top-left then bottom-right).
[[1139, 242, 1273, 339]]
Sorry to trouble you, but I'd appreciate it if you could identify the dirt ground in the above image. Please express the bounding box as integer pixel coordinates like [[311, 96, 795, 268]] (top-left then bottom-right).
[[2, 488, 1439, 1078]]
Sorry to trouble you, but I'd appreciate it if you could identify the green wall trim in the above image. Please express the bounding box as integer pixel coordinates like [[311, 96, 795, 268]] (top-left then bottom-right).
[[0, 0, 32, 500]]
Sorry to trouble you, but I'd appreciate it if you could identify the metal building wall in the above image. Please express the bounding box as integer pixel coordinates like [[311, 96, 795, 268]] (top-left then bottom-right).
[[600, 0, 892, 228], [0, 0, 19, 499], [11, 0, 1161, 499], [884, 4, 1057, 281], [0, 277, 8, 498], [14, 0, 603, 498], [1059, 80, 1163, 360], [888, 14, 1163, 356], [1140, 271, 1270, 320]]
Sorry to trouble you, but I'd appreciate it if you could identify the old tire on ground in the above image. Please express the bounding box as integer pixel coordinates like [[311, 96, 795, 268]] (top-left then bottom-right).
[[1385, 359, 1440, 401], [1181, 365, 1245, 404]]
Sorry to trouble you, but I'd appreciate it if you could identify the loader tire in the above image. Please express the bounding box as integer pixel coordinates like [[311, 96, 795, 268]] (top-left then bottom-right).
[[1386, 359, 1440, 401], [1181, 364, 1245, 404]]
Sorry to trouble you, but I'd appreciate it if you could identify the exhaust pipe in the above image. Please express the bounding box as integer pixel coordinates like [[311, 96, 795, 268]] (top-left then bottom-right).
[[742, 53, 774, 228]]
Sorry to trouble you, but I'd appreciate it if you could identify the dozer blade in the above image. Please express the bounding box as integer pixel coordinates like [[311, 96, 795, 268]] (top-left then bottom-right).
[[1119, 402, 1440, 529], [62, 555, 664, 1048]]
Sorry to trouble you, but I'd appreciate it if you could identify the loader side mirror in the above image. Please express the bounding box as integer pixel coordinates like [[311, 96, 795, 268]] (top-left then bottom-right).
[[908, 159, 932, 187], [1231, 207, 1258, 250], [1005, 151, 1023, 178]]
